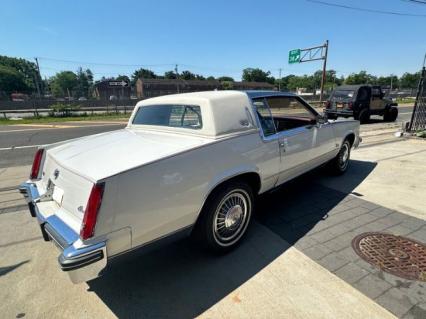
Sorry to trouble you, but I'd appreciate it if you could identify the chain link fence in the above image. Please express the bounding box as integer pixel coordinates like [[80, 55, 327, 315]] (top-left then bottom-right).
[[408, 65, 426, 132]]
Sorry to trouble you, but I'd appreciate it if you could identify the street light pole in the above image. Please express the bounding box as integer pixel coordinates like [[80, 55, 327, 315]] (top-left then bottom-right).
[[34, 57, 43, 97], [175, 64, 180, 93], [278, 68, 282, 91]]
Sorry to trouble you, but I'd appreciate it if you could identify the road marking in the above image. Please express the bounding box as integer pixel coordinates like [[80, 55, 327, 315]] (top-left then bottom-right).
[[17, 124, 76, 128], [0, 122, 124, 134], [0, 127, 75, 133], [0, 145, 42, 151]]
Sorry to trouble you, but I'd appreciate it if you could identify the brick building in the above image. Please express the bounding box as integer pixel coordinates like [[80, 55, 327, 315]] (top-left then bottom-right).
[[93, 80, 131, 100]]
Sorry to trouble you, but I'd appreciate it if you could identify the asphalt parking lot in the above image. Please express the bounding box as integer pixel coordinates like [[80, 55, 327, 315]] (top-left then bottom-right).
[[1, 109, 425, 318]]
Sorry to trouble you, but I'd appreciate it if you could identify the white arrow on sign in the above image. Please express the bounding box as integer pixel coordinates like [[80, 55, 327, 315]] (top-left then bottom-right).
[[109, 80, 128, 87]]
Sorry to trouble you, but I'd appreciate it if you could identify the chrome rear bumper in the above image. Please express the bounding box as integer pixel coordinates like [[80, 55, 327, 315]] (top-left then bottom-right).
[[19, 182, 107, 284]]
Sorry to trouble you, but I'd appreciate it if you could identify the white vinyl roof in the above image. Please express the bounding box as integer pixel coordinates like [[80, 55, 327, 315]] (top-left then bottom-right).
[[128, 91, 259, 138]]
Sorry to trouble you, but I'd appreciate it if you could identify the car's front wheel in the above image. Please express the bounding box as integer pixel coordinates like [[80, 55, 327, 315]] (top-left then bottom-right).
[[193, 181, 253, 253]]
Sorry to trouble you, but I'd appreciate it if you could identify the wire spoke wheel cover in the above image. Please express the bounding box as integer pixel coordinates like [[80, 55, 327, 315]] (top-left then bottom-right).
[[352, 232, 426, 281], [339, 142, 350, 170], [213, 189, 251, 246]]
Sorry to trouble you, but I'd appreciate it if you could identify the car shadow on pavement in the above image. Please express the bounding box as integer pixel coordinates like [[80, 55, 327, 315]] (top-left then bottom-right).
[[87, 160, 376, 319], [0, 260, 29, 277]]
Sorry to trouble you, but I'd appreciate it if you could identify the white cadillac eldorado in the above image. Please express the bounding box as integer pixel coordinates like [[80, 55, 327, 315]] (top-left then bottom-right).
[[20, 90, 361, 283]]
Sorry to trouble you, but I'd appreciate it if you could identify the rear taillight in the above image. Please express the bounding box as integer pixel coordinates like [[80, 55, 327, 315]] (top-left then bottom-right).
[[80, 183, 105, 240], [30, 149, 44, 179], [325, 101, 331, 109], [348, 102, 353, 110]]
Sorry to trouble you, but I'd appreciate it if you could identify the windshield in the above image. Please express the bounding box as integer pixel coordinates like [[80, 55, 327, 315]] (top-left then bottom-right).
[[132, 104, 202, 129]]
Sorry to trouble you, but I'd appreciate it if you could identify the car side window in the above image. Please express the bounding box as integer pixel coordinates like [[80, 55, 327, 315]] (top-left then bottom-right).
[[253, 98, 276, 137], [371, 87, 381, 97], [357, 87, 368, 101], [265, 97, 316, 133]]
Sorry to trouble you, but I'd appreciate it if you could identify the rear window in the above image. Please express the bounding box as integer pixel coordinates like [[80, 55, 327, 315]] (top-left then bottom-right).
[[132, 104, 202, 129], [332, 90, 355, 99]]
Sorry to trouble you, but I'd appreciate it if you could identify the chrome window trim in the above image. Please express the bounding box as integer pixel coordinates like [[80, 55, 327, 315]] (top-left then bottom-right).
[[249, 94, 318, 142]]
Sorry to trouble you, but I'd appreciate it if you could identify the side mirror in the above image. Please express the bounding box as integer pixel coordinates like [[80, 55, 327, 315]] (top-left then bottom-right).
[[317, 114, 327, 124]]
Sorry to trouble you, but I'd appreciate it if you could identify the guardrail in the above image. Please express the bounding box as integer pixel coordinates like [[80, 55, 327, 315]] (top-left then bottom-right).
[[0, 105, 136, 119]]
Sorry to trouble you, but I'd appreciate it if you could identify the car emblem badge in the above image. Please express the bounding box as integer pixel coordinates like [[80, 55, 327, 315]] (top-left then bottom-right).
[[53, 169, 60, 179]]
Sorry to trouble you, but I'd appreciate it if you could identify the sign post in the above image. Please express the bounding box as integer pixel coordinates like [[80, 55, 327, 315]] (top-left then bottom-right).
[[288, 41, 329, 103]]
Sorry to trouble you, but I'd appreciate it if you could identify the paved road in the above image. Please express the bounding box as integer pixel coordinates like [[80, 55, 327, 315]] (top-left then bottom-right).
[[0, 122, 126, 168], [0, 105, 413, 169], [368, 105, 413, 124]]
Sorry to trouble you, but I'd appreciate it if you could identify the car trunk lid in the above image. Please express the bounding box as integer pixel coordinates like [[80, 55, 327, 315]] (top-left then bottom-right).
[[46, 128, 212, 181]]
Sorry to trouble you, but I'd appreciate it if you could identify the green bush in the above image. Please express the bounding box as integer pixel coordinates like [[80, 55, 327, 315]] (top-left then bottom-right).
[[416, 130, 426, 138]]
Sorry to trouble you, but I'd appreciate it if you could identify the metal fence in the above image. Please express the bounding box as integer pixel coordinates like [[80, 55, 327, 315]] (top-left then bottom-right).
[[408, 65, 426, 132]]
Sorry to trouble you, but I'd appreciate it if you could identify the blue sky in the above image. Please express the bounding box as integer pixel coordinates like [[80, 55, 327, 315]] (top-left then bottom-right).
[[1, 0, 425, 80]]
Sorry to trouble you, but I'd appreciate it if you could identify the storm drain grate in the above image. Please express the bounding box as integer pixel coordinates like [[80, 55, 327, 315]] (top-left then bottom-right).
[[352, 232, 426, 282]]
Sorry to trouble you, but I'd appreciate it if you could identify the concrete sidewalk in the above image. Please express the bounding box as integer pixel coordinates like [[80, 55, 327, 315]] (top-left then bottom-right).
[[320, 129, 426, 220]]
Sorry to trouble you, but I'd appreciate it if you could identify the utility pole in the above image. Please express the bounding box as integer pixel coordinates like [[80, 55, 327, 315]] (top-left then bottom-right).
[[34, 57, 43, 98], [175, 64, 180, 93], [319, 40, 328, 104], [278, 68, 282, 91]]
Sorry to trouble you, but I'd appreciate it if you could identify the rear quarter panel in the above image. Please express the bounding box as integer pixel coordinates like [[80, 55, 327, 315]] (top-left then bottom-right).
[[110, 132, 278, 250], [331, 120, 360, 147]]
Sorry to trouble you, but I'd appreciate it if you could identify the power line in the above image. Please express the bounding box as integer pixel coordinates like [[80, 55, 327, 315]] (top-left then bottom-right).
[[402, 0, 426, 4], [36, 56, 174, 68], [306, 0, 426, 17]]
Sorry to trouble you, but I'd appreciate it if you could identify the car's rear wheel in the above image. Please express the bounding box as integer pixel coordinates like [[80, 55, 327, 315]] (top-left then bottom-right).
[[384, 107, 398, 122], [355, 109, 370, 124], [193, 181, 253, 253], [328, 139, 351, 175]]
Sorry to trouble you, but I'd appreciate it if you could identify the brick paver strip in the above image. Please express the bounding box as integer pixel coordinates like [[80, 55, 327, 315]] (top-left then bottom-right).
[[258, 180, 426, 319]]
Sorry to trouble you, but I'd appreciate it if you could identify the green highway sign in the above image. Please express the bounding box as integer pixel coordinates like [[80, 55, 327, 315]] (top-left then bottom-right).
[[288, 49, 301, 64]]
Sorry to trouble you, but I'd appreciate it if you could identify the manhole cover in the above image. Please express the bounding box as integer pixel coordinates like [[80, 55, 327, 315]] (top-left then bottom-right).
[[352, 232, 426, 281]]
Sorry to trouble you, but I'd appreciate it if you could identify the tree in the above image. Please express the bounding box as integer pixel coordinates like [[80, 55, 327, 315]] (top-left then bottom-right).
[[287, 75, 315, 91], [275, 74, 295, 90], [375, 75, 399, 89], [0, 65, 30, 97], [180, 70, 196, 80], [116, 75, 130, 82], [242, 68, 275, 84], [0, 55, 41, 94], [345, 71, 376, 85], [399, 72, 421, 89], [164, 70, 177, 79], [75, 67, 94, 98], [217, 76, 234, 82], [50, 71, 78, 97], [131, 68, 157, 84], [206, 76, 216, 81], [221, 81, 234, 90]]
